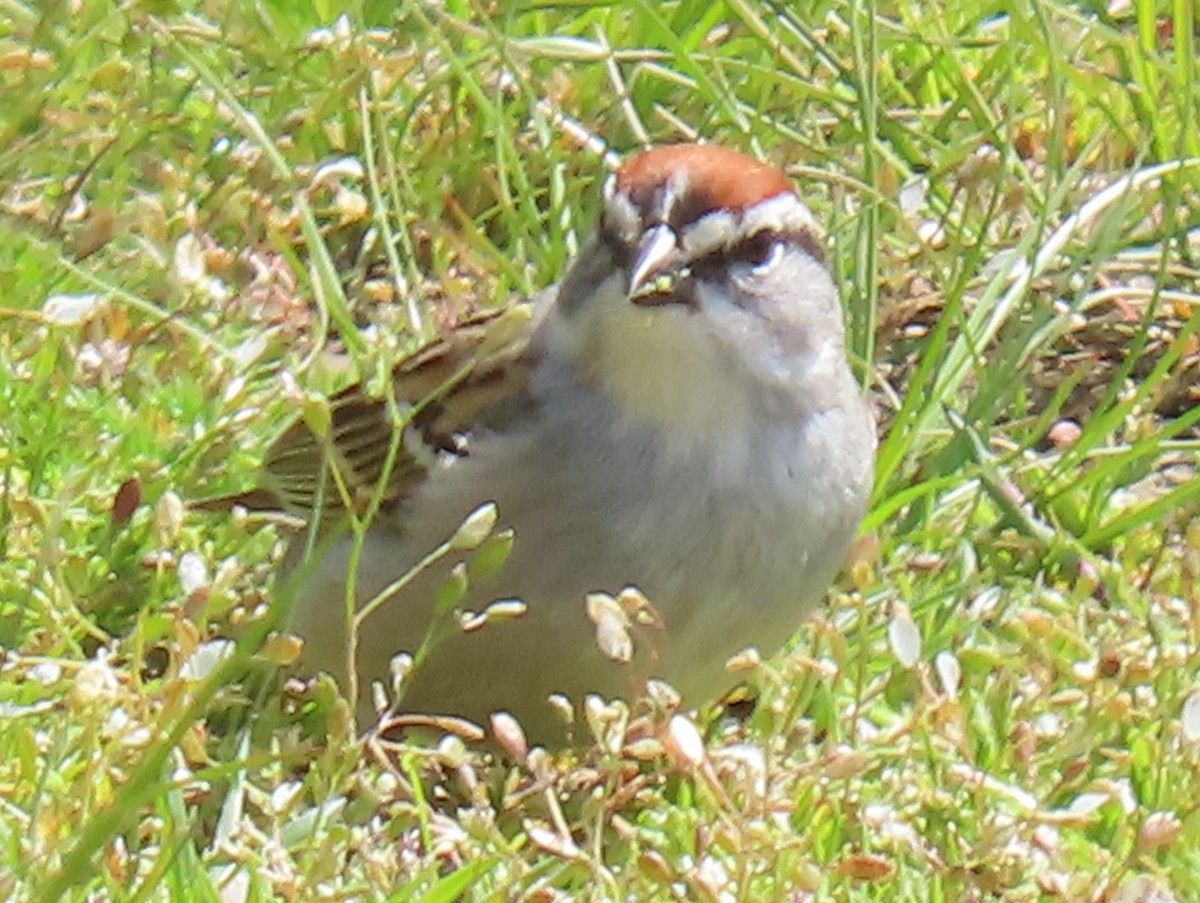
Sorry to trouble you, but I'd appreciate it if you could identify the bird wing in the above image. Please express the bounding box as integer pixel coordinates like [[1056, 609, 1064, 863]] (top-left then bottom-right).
[[196, 298, 544, 523]]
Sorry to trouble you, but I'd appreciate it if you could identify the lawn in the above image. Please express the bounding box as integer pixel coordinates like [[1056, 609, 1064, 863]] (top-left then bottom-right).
[[1, 1, 1199, 900]]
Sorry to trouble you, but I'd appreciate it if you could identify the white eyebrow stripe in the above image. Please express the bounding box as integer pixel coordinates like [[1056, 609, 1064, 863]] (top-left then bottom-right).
[[740, 193, 820, 237], [680, 209, 735, 257], [679, 194, 822, 260]]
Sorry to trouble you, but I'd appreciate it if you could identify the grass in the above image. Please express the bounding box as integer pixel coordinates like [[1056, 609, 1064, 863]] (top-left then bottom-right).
[[2, 0, 1199, 899]]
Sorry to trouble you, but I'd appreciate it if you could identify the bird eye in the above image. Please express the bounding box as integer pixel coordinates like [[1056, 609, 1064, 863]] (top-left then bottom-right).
[[732, 231, 780, 269], [687, 230, 782, 285]]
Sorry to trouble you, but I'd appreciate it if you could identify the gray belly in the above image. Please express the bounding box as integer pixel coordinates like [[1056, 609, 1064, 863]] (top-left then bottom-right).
[[287, 400, 872, 743]]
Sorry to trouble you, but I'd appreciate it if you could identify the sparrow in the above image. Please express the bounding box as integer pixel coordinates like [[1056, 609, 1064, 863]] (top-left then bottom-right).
[[206, 143, 875, 744]]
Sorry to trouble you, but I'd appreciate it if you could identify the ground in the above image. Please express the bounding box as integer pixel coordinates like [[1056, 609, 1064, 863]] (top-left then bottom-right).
[[1, 2, 1198, 900]]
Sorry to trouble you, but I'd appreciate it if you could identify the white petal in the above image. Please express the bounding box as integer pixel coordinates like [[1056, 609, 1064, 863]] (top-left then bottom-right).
[[935, 651, 961, 698], [178, 551, 209, 596], [1182, 689, 1200, 743], [181, 639, 235, 681], [43, 292, 104, 325], [888, 611, 921, 668]]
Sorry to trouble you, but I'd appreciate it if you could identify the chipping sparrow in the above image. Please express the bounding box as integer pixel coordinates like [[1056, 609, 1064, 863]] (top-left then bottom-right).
[[217, 144, 875, 743]]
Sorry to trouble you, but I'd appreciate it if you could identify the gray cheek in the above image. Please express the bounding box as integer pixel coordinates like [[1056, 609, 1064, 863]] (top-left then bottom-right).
[[556, 237, 620, 316], [696, 267, 825, 374], [737, 256, 842, 335]]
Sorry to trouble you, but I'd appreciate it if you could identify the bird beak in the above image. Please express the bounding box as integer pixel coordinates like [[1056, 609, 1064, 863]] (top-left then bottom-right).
[[628, 224, 679, 303]]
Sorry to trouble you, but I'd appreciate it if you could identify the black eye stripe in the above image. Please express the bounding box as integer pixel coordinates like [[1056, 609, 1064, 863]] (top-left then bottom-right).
[[687, 239, 756, 278], [599, 223, 827, 279], [732, 231, 777, 266], [688, 228, 825, 278], [790, 227, 827, 267]]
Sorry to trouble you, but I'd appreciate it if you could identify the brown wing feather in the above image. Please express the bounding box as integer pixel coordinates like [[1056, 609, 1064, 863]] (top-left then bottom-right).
[[257, 303, 538, 523]]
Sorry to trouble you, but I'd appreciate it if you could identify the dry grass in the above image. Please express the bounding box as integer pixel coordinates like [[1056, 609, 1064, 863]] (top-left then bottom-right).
[[1, 1, 1199, 900]]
